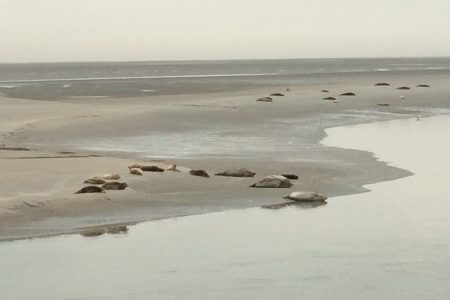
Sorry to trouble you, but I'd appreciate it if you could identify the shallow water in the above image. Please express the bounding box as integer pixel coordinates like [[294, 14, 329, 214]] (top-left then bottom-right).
[[74, 108, 443, 161], [1, 58, 450, 100], [1, 115, 450, 299]]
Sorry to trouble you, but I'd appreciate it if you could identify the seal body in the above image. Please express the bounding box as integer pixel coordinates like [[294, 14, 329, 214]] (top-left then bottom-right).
[[284, 191, 327, 202], [250, 175, 292, 188], [84, 178, 106, 185], [103, 182, 128, 190], [96, 174, 120, 180], [76, 186, 105, 194], [130, 168, 144, 175], [190, 169, 210, 178], [215, 168, 256, 177]]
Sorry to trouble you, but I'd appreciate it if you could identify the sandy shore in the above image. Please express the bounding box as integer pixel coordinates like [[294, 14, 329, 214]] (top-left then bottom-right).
[[1, 71, 449, 241]]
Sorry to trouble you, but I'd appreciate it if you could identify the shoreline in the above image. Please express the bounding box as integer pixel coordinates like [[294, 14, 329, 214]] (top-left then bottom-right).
[[1, 71, 449, 241]]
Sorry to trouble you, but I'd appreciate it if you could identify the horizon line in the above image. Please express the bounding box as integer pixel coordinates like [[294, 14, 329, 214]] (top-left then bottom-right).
[[1, 56, 450, 65]]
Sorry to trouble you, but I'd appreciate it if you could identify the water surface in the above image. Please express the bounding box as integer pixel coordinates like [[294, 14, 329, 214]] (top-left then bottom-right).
[[1, 57, 449, 100]]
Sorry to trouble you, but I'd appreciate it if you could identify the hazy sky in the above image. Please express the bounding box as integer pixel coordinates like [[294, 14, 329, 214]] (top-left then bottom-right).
[[1, 0, 450, 62]]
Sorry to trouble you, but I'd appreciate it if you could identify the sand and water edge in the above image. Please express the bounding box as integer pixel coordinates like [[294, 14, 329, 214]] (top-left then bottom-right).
[[0, 71, 449, 241], [1, 107, 450, 299]]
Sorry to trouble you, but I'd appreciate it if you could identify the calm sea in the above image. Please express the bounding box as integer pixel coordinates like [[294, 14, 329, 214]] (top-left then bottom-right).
[[1, 57, 450, 100]]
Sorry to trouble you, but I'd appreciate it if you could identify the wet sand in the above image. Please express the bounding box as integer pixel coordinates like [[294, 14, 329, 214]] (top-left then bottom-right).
[[0, 71, 449, 241]]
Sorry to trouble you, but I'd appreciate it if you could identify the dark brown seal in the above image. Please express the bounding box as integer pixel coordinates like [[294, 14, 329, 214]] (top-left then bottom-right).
[[75, 186, 105, 194], [190, 169, 210, 178], [256, 97, 273, 102]]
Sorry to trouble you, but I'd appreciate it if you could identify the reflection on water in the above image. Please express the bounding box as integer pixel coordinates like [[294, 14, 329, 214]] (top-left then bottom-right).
[[262, 200, 327, 209], [1, 115, 450, 300]]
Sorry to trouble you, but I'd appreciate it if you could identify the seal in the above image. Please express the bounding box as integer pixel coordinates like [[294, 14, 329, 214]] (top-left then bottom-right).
[[95, 174, 120, 180], [256, 97, 273, 102], [250, 175, 292, 188], [190, 169, 210, 178], [102, 182, 128, 190], [167, 164, 180, 172], [84, 178, 107, 185], [130, 168, 144, 176], [283, 191, 327, 202], [75, 186, 105, 194], [215, 168, 256, 177], [128, 164, 164, 172]]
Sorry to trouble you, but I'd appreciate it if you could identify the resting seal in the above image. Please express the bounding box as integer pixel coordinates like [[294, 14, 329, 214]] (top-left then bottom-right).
[[256, 97, 273, 102], [102, 182, 128, 190], [250, 175, 292, 188], [284, 191, 327, 202], [84, 178, 107, 185], [95, 174, 120, 180], [215, 168, 256, 177], [130, 168, 144, 176], [190, 169, 210, 178], [75, 186, 105, 194]]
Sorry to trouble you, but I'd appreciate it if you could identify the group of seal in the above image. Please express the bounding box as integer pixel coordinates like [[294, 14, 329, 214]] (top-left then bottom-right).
[[75, 163, 328, 211], [76, 164, 183, 194], [321, 82, 431, 105], [76, 173, 128, 194], [128, 164, 179, 174], [182, 167, 327, 206], [256, 89, 291, 103], [375, 82, 431, 101]]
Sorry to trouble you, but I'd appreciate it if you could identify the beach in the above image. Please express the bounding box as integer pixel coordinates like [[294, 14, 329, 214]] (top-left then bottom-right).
[[1, 60, 449, 241]]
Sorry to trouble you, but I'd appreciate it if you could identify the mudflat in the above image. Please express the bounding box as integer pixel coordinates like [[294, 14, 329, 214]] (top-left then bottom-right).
[[1, 71, 449, 241]]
